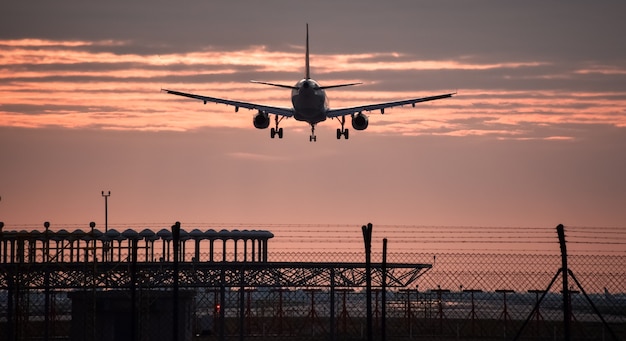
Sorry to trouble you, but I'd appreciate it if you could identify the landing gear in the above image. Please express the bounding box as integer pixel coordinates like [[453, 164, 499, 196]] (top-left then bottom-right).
[[336, 116, 349, 139], [270, 115, 284, 139], [309, 124, 317, 142], [271, 127, 283, 139]]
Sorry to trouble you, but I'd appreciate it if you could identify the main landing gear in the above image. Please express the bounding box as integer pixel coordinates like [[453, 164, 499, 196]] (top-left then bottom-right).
[[271, 127, 283, 139], [309, 124, 317, 142], [336, 116, 349, 140], [270, 115, 284, 139]]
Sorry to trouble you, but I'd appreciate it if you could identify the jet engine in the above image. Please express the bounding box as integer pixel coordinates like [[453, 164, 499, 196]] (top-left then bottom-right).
[[253, 111, 270, 129], [351, 113, 369, 130]]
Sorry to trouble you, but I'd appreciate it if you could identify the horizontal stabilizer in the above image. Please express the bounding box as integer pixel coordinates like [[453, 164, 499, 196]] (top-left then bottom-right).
[[319, 82, 362, 90], [250, 80, 298, 90]]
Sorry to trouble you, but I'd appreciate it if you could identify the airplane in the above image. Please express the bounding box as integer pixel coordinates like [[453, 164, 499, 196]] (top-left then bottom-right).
[[162, 24, 455, 141]]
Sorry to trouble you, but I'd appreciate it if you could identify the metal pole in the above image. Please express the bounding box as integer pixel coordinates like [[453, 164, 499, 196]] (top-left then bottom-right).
[[567, 269, 619, 341], [43, 222, 50, 341], [557, 224, 570, 341], [362, 223, 373, 341], [239, 266, 245, 341], [381, 238, 387, 341], [90, 222, 97, 341], [0, 221, 3, 267], [330, 267, 336, 341], [0, 221, 10, 341], [172, 222, 180, 341], [131, 237, 138, 341], [101, 191, 110, 262], [101, 191, 110, 233]]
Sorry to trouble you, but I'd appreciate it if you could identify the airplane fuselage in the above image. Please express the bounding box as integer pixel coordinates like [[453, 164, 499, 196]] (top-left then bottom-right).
[[291, 79, 328, 124]]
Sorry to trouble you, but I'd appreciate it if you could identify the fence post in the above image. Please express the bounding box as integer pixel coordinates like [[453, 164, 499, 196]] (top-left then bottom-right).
[[381, 238, 387, 341], [172, 221, 180, 341], [89, 222, 97, 341], [330, 267, 336, 341], [44, 222, 51, 341], [557, 224, 570, 341], [131, 237, 138, 341], [362, 223, 373, 341], [239, 266, 245, 341]]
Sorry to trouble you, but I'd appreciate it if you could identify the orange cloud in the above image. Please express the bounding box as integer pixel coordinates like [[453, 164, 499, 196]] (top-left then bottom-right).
[[1, 39, 626, 139]]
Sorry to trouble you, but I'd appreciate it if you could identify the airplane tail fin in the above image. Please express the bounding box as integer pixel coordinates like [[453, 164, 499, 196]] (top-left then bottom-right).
[[303, 24, 360, 89], [305, 23, 310, 79], [252, 25, 360, 91]]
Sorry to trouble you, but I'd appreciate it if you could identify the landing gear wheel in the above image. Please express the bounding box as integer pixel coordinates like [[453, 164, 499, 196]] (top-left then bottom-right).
[[336, 128, 349, 139], [270, 115, 284, 139], [336, 116, 349, 140], [271, 127, 284, 139]]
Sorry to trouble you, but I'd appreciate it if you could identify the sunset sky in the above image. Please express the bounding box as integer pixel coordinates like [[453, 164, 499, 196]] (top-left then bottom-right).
[[1, 1, 626, 245]]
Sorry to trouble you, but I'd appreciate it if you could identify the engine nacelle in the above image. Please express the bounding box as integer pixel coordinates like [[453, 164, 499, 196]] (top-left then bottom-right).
[[253, 111, 270, 129], [351, 113, 369, 130]]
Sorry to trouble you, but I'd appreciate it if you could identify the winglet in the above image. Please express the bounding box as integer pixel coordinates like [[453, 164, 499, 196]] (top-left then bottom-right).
[[305, 23, 310, 80]]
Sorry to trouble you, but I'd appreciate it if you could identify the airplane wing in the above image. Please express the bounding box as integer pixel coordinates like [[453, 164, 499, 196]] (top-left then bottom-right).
[[326, 92, 455, 118], [161, 89, 295, 117]]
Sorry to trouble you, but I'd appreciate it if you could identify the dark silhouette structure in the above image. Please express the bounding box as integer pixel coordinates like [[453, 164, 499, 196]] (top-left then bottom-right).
[[0, 222, 431, 341]]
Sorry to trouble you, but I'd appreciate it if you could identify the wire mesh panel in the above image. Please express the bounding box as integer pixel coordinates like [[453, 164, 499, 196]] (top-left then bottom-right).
[[1, 224, 625, 340], [2, 251, 624, 340]]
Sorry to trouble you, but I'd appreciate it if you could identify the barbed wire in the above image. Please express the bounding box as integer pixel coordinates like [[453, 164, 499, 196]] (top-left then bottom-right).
[[2, 222, 624, 254], [5, 222, 624, 233]]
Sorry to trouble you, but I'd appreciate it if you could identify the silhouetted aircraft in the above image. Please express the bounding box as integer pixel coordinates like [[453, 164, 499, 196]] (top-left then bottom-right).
[[162, 24, 455, 141]]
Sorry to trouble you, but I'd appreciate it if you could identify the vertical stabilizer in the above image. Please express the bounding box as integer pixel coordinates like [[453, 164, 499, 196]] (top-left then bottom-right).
[[305, 24, 310, 79]]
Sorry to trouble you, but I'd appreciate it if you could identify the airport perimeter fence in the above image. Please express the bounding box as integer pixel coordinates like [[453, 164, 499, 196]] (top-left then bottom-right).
[[0, 251, 625, 340]]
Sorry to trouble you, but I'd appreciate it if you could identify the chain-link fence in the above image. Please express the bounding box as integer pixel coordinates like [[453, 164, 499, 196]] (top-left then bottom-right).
[[1, 251, 624, 340]]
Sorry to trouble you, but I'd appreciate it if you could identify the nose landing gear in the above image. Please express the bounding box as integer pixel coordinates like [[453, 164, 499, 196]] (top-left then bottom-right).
[[309, 124, 317, 142]]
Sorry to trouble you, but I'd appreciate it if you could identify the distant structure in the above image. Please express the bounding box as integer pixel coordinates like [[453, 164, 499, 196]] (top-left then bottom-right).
[[0, 222, 432, 341], [0, 224, 274, 264]]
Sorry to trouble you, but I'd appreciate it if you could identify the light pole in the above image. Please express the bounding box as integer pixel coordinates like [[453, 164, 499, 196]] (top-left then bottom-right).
[[102, 191, 111, 262], [101, 191, 110, 233]]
